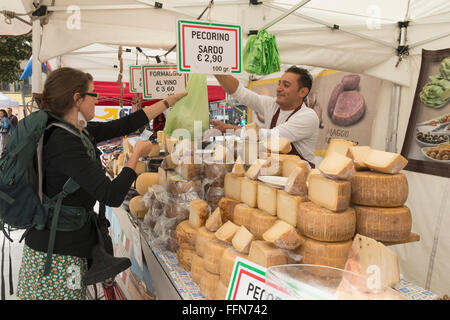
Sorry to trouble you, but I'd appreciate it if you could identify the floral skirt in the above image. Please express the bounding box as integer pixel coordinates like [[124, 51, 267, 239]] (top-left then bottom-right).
[[17, 244, 88, 300]]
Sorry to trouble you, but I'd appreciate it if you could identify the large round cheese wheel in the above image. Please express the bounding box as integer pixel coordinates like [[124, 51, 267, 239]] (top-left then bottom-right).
[[215, 279, 229, 300], [350, 171, 408, 207], [200, 269, 220, 300], [295, 236, 352, 271], [190, 254, 205, 284], [129, 195, 148, 219], [219, 248, 247, 286], [136, 172, 159, 195], [297, 202, 356, 241], [195, 227, 217, 258], [175, 220, 198, 250], [249, 209, 277, 240], [203, 240, 230, 275], [354, 205, 412, 242], [177, 246, 195, 271]]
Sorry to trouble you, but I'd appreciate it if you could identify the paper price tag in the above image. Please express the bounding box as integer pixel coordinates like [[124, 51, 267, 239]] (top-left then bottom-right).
[[129, 65, 143, 93], [142, 65, 187, 99]]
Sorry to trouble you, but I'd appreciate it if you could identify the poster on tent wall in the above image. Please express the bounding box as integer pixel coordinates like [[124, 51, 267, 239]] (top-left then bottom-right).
[[401, 48, 450, 178], [311, 70, 383, 156]]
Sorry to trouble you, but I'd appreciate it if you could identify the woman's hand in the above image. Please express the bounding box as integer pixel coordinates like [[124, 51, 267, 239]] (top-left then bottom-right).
[[133, 140, 157, 158], [165, 91, 188, 107], [210, 120, 239, 133]]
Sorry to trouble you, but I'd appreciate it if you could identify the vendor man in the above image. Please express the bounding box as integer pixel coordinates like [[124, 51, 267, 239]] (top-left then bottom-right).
[[210, 66, 319, 168]]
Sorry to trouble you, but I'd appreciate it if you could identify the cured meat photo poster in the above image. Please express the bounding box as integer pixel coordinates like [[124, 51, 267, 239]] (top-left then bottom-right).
[[401, 48, 450, 178], [310, 70, 383, 155]]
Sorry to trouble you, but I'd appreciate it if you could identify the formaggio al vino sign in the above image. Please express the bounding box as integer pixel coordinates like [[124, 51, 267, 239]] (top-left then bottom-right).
[[176, 19, 241, 74]]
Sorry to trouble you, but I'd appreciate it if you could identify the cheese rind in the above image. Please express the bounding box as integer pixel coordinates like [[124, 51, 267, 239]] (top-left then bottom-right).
[[363, 149, 408, 174], [215, 280, 229, 300], [231, 226, 254, 253], [284, 166, 308, 196], [129, 195, 148, 219], [276, 190, 307, 227], [205, 207, 223, 232], [219, 248, 248, 286], [195, 227, 218, 257], [248, 240, 287, 267], [264, 136, 292, 154], [308, 174, 351, 212], [176, 220, 198, 249], [233, 204, 254, 229], [249, 209, 277, 240], [240, 178, 258, 208], [218, 197, 240, 222], [203, 240, 231, 274], [297, 202, 356, 242], [224, 173, 242, 201], [257, 183, 277, 215], [136, 172, 159, 195], [350, 171, 408, 207], [262, 220, 305, 250], [347, 146, 371, 171], [215, 221, 240, 243], [191, 254, 205, 284], [354, 205, 412, 242], [200, 269, 220, 300], [177, 246, 195, 271], [319, 151, 355, 180], [189, 199, 210, 229], [345, 234, 400, 288]]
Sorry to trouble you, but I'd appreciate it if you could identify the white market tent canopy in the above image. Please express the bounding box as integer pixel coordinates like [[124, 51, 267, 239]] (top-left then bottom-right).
[[1, 0, 450, 297]]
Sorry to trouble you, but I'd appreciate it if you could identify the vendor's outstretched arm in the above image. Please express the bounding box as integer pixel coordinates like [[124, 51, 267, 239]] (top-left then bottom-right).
[[215, 75, 239, 95]]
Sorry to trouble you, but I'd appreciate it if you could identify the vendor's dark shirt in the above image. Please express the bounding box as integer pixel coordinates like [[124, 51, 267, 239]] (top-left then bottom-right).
[[25, 109, 149, 258]]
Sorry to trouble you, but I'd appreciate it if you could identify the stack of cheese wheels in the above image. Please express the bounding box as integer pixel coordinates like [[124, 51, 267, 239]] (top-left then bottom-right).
[[295, 140, 357, 270], [348, 147, 412, 243]]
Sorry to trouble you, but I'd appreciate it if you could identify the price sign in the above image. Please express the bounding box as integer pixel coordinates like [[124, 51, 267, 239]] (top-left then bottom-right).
[[142, 65, 187, 99], [129, 65, 143, 93], [177, 19, 241, 74]]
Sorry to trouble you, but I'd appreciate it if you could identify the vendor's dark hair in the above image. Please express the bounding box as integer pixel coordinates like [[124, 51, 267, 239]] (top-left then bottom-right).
[[41, 67, 93, 117], [285, 66, 313, 93]]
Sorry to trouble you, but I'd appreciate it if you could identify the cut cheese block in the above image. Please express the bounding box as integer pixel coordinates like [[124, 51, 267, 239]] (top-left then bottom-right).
[[260, 156, 282, 176], [248, 241, 287, 268], [200, 269, 220, 300], [218, 197, 240, 222], [297, 202, 356, 242], [213, 144, 234, 163], [215, 279, 229, 300], [176, 160, 201, 180], [148, 143, 161, 157], [354, 205, 412, 242], [257, 183, 277, 215], [295, 236, 352, 270], [203, 240, 231, 274], [345, 234, 400, 288], [190, 254, 205, 284], [224, 173, 242, 201], [205, 207, 223, 232], [284, 166, 308, 196], [325, 138, 356, 157], [245, 122, 260, 141], [231, 156, 245, 177], [242, 140, 260, 165], [167, 176, 202, 195], [157, 130, 164, 148], [176, 220, 198, 249], [307, 168, 321, 184], [231, 226, 254, 253], [249, 209, 277, 240], [215, 221, 240, 244], [177, 246, 195, 271], [350, 171, 408, 207], [195, 226, 218, 258], [308, 174, 351, 212], [136, 172, 159, 195], [245, 159, 267, 180], [189, 199, 210, 229], [318, 151, 355, 180], [158, 167, 167, 187], [264, 136, 292, 154], [129, 195, 148, 219], [240, 178, 258, 208], [281, 158, 310, 178], [233, 204, 254, 229], [135, 161, 147, 175], [347, 146, 371, 171], [363, 149, 408, 174], [276, 190, 307, 227], [219, 248, 248, 286], [262, 220, 304, 250]]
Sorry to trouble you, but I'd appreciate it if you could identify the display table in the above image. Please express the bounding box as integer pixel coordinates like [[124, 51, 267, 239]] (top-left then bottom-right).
[[107, 206, 438, 301]]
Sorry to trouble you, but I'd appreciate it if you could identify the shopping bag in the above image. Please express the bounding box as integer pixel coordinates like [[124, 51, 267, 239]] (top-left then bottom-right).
[[243, 29, 281, 75]]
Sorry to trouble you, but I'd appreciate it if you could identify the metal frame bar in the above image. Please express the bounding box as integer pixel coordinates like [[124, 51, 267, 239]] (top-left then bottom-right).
[[262, 0, 311, 31]]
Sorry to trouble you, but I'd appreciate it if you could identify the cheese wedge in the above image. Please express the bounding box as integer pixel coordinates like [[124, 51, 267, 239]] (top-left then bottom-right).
[[325, 138, 355, 157], [240, 177, 258, 208], [262, 220, 304, 250], [205, 207, 223, 232], [245, 159, 267, 180], [218, 197, 240, 222], [284, 166, 308, 196], [308, 174, 351, 212], [200, 269, 220, 300], [189, 199, 210, 229], [319, 151, 355, 180], [215, 221, 240, 243], [264, 136, 292, 154], [231, 156, 245, 177], [219, 248, 248, 286], [191, 254, 205, 284], [363, 149, 408, 174], [347, 146, 371, 171], [231, 226, 254, 253]]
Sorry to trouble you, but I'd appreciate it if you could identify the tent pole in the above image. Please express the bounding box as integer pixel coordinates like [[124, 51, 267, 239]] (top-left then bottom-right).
[[262, 0, 311, 31], [31, 19, 43, 96], [386, 84, 401, 152]]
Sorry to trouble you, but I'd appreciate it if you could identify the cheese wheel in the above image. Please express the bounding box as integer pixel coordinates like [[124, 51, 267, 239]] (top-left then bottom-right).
[[233, 204, 254, 229], [350, 171, 408, 207], [295, 236, 352, 270], [200, 269, 220, 300], [189, 199, 210, 229], [354, 205, 412, 242], [129, 195, 148, 219], [308, 174, 351, 212], [176, 220, 198, 249], [205, 207, 223, 232], [195, 227, 217, 257], [190, 254, 205, 284], [276, 190, 308, 227], [248, 240, 287, 268], [215, 221, 240, 244], [257, 183, 277, 215], [219, 248, 248, 286], [136, 172, 159, 195], [135, 161, 147, 175], [240, 177, 258, 208], [249, 209, 277, 240], [218, 197, 240, 222], [177, 246, 195, 271], [224, 173, 242, 201], [297, 202, 356, 242], [215, 279, 229, 300], [203, 240, 231, 274]]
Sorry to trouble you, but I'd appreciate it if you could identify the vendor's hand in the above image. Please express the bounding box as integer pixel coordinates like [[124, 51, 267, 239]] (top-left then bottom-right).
[[133, 140, 156, 158], [210, 120, 239, 133], [166, 91, 188, 107]]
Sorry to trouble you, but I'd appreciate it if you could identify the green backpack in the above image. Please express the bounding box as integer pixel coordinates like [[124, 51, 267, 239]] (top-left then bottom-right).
[[0, 109, 97, 300]]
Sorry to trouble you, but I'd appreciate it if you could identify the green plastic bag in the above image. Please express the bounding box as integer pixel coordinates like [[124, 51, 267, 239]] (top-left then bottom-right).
[[243, 30, 281, 75], [163, 74, 210, 140]]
